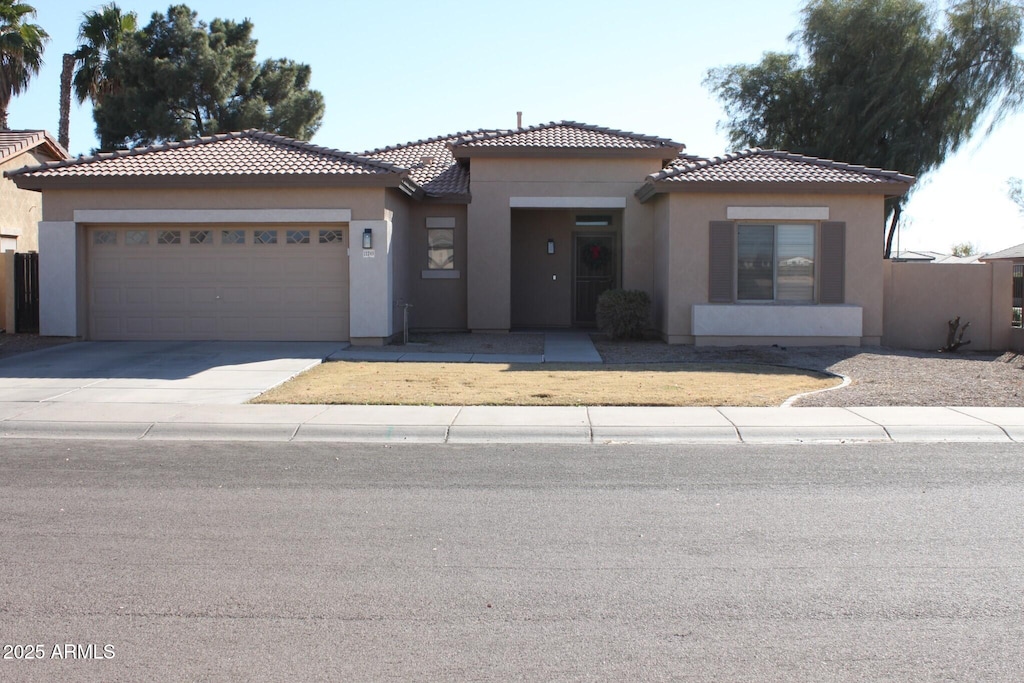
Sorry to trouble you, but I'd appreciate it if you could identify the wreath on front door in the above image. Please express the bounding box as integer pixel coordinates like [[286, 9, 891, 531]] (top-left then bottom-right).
[[582, 243, 611, 269]]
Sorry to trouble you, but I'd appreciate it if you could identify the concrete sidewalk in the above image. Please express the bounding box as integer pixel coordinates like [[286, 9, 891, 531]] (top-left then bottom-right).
[[1, 402, 1020, 444]]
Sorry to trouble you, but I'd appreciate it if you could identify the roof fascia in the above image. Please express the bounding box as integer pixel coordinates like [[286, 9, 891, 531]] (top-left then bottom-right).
[[634, 181, 658, 204], [646, 179, 914, 198], [421, 193, 471, 205], [8, 173, 406, 192]]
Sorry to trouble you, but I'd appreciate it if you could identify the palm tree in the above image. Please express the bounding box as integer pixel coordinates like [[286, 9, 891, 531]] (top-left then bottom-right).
[[72, 3, 136, 105], [0, 1, 48, 130], [57, 52, 72, 148], [57, 3, 136, 151]]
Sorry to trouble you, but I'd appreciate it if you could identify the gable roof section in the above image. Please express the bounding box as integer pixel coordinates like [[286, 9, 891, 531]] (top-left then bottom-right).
[[637, 148, 915, 201], [981, 242, 1024, 261], [450, 121, 684, 159], [8, 130, 409, 190], [364, 128, 503, 201], [0, 130, 68, 164]]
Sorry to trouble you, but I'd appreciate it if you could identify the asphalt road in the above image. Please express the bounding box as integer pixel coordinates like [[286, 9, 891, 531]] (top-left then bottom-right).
[[1, 440, 1022, 682]]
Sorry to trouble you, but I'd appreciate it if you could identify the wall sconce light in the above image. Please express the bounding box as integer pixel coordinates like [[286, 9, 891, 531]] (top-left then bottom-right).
[[362, 228, 373, 249], [547, 239, 555, 255]]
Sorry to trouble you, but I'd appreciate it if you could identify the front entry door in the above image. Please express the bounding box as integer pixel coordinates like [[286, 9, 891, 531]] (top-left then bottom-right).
[[573, 233, 617, 325]]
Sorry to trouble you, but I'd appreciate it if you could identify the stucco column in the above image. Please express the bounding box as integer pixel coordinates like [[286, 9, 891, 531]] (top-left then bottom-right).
[[466, 196, 510, 331], [38, 221, 80, 337], [348, 218, 393, 344]]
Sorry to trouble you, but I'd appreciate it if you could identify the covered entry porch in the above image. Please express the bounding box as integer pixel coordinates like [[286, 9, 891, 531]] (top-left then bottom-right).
[[510, 208, 621, 328]]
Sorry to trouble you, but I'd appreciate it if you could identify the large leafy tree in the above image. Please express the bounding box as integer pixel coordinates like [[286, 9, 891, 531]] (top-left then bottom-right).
[[94, 4, 324, 150], [0, 0, 48, 130], [705, 0, 1024, 258]]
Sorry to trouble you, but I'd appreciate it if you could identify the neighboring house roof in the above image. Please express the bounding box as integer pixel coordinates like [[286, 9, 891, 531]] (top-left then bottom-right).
[[892, 250, 937, 262], [8, 129, 408, 190], [364, 129, 503, 200], [981, 242, 1024, 261], [0, 129, 68, 164], [450, 121, 685, 159], [637, 148, 915, 200], [892, 250, 983, 264]]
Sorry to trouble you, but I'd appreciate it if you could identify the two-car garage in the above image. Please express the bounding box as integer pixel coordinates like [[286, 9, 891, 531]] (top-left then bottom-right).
[[86, 224, 350, 341], [9, 129, 408, 344]]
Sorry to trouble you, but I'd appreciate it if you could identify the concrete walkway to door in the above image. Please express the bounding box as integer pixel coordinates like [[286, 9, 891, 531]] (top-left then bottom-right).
[[543, 331, 603, 363]]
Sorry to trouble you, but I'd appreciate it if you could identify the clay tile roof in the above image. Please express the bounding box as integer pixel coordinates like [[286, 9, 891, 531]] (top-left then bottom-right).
[[451, 120, 683, 151], [7, 130, 402, 181], [0, 129, 68, 163], [649, 148, 915, 186], [364, 128, 504, 198]]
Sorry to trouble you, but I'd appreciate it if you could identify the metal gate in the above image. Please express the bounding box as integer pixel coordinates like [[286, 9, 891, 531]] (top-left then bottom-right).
[[14, 252, 39, 333]]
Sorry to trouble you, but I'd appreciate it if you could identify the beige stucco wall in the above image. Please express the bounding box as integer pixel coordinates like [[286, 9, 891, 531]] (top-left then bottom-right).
[[466, 157, 662, 331], [0, 150, 54, 252], [651, 195, 670, 333], [39, 186, 388, 223], [658, 192, 887, 344], [883, 260, 1013, 351], [405, 203, 468, 331], [385, 189, 411, 340]]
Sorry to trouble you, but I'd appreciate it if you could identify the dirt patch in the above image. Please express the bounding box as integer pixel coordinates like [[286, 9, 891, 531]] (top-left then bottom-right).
[[253, 361, 839, 407]]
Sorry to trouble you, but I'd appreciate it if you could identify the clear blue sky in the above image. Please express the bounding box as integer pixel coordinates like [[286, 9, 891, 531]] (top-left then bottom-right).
[[11, 0, 1024, 253]]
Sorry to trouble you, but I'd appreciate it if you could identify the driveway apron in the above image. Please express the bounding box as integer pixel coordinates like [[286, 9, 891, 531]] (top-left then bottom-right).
[[0, 341, 346, 404]]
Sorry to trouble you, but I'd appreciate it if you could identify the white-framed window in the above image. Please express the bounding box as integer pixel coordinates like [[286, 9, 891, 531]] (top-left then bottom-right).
[[318, 229, 343, 244], [286, 229, 310, 244], [737, 223, 815, 302], [427, 228, 454, 270]]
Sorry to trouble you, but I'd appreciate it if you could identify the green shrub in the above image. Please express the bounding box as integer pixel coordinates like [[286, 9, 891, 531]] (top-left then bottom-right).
[[595, 289, 651, 339]]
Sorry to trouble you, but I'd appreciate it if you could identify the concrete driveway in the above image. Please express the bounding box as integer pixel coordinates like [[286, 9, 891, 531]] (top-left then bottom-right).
[[0, 341, 347, 404]]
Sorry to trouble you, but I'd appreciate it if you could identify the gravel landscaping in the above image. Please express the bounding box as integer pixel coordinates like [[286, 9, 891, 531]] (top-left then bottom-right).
[[592, 337, 1024, 407]]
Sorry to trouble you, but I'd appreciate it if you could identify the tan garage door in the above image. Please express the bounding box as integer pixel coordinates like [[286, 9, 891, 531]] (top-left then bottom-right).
[[87, 226, 349, 341]]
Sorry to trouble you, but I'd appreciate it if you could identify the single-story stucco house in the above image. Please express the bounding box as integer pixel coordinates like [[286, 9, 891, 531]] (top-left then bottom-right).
[[7, 121, 914, 345], [0, 130, 70, 331]]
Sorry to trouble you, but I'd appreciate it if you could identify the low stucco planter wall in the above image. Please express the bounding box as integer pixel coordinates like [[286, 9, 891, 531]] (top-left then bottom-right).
[[692, 304, 863, 344]]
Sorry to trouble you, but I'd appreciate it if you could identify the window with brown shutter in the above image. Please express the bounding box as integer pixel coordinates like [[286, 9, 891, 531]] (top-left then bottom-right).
[[708, 221, 735, 303], [819, 221, 846, 304]]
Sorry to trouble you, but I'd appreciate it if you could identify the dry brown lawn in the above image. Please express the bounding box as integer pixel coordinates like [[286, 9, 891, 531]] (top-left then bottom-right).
[[253, 361, 840, 406]]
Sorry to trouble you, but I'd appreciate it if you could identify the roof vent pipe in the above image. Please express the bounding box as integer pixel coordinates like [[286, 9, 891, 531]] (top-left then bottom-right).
[[517, 111, 522, 129]]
